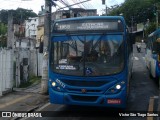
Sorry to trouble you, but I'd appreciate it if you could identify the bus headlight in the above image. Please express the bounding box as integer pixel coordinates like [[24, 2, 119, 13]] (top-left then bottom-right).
[[52, 82, 56, 87], [49, 79, 65, 92], [116, 84, 121, 90], [105, 81, 125, 94]]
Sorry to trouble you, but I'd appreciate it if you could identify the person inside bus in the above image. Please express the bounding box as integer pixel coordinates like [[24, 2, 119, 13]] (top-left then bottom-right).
[[99, 45, 110, 63], [89, 50, 98, 61]]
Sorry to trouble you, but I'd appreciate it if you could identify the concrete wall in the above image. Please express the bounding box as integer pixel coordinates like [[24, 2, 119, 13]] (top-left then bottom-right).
[[14, 48, 43, 87], [29, 49, 43, 77], [0, 49, 13, 96]]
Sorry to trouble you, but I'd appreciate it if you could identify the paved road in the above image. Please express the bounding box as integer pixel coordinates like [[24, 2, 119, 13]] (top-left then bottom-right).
[[27, 45, 159, 120]]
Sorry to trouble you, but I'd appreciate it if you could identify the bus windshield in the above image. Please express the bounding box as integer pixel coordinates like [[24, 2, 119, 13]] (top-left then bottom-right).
[[50, 34, 124, 76]]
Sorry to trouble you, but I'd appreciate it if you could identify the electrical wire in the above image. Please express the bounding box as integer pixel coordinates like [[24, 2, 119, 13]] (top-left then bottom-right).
[[80, 0, 93, 9], [71, 0, 82, 8], [59, 0, 70, 8], [76, 0, 86, 8], [78, 0, 88, 9]]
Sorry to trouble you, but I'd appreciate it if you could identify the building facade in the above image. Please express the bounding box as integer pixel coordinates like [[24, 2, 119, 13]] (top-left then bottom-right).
[[36, 15, 44, 44], [54, 8, 97, 20], [25, 17, 38, 39], [36, 8, 97, 44]]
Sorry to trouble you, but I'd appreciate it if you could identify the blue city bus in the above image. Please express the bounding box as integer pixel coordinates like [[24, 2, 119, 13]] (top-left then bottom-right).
[[145, 29, 160, 87], [49, 16, 133, 108]]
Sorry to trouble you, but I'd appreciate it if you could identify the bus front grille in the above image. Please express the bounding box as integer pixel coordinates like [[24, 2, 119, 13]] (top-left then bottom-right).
[[61, 80, 108, 87], [67, 88, 102, 93]]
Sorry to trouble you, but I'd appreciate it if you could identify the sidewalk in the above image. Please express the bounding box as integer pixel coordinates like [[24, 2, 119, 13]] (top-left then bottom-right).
[[0, 83, 49, 120]]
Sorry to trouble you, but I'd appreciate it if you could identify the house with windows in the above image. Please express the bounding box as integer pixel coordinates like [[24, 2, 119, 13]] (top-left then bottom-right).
[[25, 17, 38, 39], [36, 15, 44, 44]]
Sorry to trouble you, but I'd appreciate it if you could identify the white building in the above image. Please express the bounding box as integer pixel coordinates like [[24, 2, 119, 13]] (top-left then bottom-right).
[[25, 17, 38, 39]]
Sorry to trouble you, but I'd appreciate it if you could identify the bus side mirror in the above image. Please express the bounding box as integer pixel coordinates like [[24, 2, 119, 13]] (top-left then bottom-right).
[[39, 41, 43, 53]]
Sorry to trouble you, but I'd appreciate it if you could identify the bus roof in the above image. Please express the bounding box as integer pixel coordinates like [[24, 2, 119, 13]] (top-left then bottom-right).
[[54, 16, 126, 24]]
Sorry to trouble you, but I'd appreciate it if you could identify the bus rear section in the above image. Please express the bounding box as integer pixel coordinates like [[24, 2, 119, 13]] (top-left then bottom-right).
[[49, 16, 131, 108]]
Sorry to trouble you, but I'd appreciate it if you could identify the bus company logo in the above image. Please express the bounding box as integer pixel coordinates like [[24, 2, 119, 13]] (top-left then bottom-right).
[[81, 88, 87, 93], [2, 112, 11, 117]]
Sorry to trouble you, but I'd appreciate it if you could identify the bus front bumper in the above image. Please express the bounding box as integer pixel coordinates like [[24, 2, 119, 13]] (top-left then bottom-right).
[[49, 88, 127, 108]]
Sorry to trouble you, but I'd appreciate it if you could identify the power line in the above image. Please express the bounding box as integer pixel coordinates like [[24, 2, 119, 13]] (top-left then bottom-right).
[[75, 0, 84, 8], [80, 0, 93, 9], [57, 0, 91, 10], [72, 0, 83, 8]]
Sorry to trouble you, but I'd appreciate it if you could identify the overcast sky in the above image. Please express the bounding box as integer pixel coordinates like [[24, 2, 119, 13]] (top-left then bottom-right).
[[0, 0, 124, 15]]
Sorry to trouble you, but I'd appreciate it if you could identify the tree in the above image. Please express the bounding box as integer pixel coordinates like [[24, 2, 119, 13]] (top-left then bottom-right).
[[12, 8, 38, 24], [0, 23, 7, 35], [0, 8, 37, 47], [144, 22, 156, 37], [109, 0, 160, 26], [0, 23, 7, 47], [0, 8, 37, 24], [0, 35, 7, 47]]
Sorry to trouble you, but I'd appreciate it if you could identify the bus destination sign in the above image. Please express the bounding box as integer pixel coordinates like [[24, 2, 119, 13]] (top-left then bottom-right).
[[54, 20, 121, 32]]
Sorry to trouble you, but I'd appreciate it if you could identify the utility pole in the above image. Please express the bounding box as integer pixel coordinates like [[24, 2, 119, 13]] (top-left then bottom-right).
[[102, 0, 107, 15], [40, 0, 91, 94], [41, 0, 52, 94], [131, 16, 134, 32], [154, 2, 159, 29], [57, 0, 91, 11], [7, 11, 14, 48], [106, 5, 108, 15], [156, 10, 159, 29]]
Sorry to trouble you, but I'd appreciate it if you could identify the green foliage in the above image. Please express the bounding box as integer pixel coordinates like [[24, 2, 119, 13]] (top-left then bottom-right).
[[0, 23, 7, 35], [144, 22, 157, 37], [0, 23, 7, 47], [14, 31, 25, 38], [19, 76, 41, 88], [12, 8, 38, 24], [0, 8, 37, 24], [0, 8, 37, 48], [0, 35, 7, 47], [109, 0, 160, 26], [0, 10, 8, 24]]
